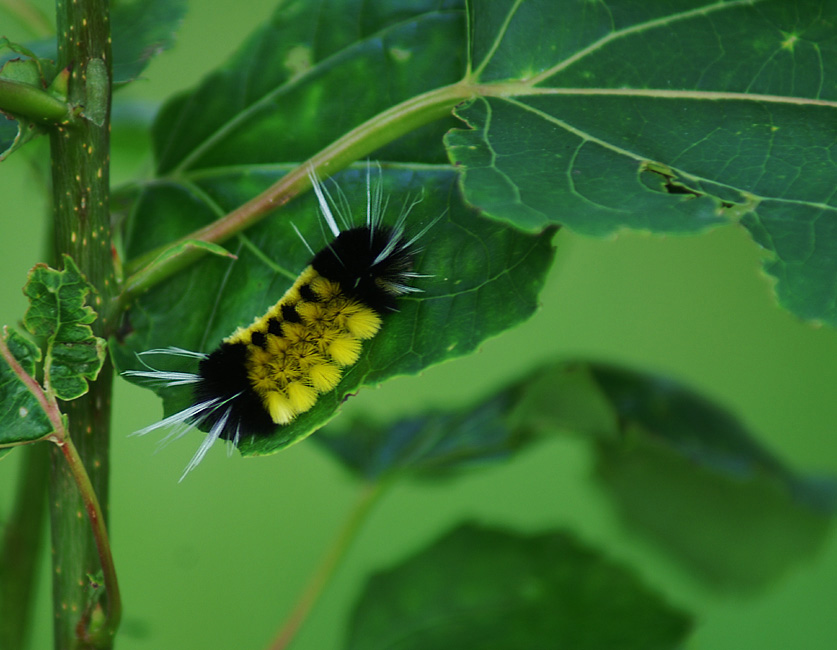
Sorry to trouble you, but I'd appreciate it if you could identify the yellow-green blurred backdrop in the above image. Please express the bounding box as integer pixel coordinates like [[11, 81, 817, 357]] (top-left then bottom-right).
[[2, 1, 836, 648]]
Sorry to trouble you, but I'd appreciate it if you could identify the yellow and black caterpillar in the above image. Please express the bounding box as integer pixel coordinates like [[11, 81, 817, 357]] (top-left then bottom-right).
[[126, 166, 429, 477]]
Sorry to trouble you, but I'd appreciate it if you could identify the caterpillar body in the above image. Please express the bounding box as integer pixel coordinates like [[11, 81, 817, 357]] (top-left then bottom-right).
[[126, 166, 431, 478]]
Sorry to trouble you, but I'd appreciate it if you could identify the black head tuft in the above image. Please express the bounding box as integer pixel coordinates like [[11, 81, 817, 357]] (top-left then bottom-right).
[[311, 226, 414, 313]]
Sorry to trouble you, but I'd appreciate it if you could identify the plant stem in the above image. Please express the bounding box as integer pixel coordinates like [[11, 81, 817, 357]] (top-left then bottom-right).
[[56, 434, 122, 644], [48, 0, 116, 647], [122, 81, 473, 300], [267, 481, 387, 650]]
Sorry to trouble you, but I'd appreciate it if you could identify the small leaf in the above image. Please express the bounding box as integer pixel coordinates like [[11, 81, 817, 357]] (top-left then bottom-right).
[[0, 329, 53, 445], [347, 523, 692, 650], [23, 255, 106, 401]]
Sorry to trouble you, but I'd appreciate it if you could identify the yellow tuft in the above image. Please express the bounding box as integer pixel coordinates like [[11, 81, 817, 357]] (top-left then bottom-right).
[[297, 301, 325, 323], [266, 391, 296, 425], [328, 335, 361, 366], [310, 276, 342, 300], [286, 381, 318, 412], [308, 362, 342, 392], [344, 307, 382, 339]]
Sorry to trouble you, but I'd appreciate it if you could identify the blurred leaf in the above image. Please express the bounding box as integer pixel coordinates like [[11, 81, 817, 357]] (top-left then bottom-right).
[[110, 0, 187, 86], [347, 523, 692, 650], [0, 329, 52, 445], [23, 255, 106, 401], [586, 364, 837, 591], [321, 359, 835, 591], [444, 0, 837, 325], [318, 379, 530, 479]]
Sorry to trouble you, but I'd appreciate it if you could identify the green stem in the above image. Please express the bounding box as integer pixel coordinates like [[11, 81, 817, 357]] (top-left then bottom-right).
[[48, 0, 117, 647], [0, 78, 71, 123], [121, 81, 473, 301], [56, 434, 122, 645], [266, 481, 388, 650]]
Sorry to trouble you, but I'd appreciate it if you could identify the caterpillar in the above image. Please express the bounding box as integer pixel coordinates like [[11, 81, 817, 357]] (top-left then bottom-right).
[[125, 164, 433, 478]]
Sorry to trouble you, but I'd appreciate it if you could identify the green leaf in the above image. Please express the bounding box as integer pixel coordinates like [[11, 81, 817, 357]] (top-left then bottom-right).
[[150, 0, 465, 174], [317, 378, 531, 479], [0, 329, 53, 445], [115, 167, 556, 456], [585, 364, 837, 591], [110, 0, 187, 86], [347, 523, 692, 650], [321, 359, 835, 591], [23, 255, 107, 401], [444, 0, 837, 325]]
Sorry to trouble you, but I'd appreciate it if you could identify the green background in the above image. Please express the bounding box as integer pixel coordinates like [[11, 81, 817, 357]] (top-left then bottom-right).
[[2, 1, 837, 648]]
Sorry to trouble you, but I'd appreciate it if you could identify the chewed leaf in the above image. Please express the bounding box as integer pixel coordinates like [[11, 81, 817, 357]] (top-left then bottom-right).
[[347, 523, 692, 650], [23, 255, 106, 401], [0, 329, 53, 445], [445, 0, 837, 325]]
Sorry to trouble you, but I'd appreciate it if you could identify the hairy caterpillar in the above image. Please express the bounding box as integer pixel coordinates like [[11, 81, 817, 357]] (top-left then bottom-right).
[[125, 165, 433, 478]]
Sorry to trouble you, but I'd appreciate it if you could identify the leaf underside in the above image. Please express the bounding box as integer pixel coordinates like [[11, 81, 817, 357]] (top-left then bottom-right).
[[448, 0, 837, 325]]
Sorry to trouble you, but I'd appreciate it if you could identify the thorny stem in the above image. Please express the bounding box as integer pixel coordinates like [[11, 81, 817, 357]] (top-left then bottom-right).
[[267, 481, 388, 650]]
